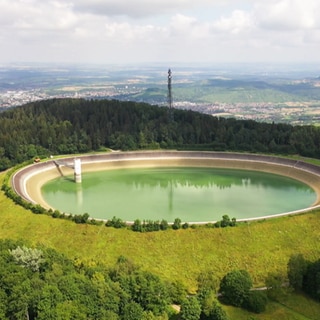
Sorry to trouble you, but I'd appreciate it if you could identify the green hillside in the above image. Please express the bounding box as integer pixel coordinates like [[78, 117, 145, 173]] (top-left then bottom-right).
[[1, 99, 320, 318], [1, 169, 320, 319]]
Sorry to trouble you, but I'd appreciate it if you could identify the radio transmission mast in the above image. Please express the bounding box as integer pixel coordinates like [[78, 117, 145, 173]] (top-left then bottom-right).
[[167, 68, 173, 109]]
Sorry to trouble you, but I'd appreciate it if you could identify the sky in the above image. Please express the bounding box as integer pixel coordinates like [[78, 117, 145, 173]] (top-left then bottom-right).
[[1, 0, 320, 65]]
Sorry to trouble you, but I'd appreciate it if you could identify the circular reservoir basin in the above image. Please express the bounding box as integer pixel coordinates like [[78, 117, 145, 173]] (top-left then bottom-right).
[[41, 166, 316, 223]]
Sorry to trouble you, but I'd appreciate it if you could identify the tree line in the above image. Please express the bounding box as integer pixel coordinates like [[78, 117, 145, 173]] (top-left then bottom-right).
[[1, 98, 320, 170], [0, 239, 177, 319], [287, 253, 320, 301], [4, 239, 319, 319], [0, 239, 252, 320]]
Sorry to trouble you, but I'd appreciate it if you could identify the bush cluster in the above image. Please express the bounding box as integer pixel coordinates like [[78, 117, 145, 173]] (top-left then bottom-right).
[[219, 270, 268, 314], [105, 216, 127, 229], [214, 215, 237, 228]]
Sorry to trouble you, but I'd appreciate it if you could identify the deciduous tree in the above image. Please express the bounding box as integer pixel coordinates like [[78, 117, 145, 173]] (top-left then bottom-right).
[[287, 253, 307, 290], [219, 270, 252, 307], [9, 246, 44, 272], [180, 296, 201, 320]]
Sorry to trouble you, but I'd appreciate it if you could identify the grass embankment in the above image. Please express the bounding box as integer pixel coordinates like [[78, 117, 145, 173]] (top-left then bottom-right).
[[1, 168, 320, 319], [225, 292, 320, 320]]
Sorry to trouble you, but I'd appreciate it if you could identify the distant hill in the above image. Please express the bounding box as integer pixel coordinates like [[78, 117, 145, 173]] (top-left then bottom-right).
[[130, 78, 320, 104]]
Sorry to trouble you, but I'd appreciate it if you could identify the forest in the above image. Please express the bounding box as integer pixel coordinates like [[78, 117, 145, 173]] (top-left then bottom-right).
[[0, 98, 320, 171], [0, 239, 181, 320], [0, 238, 244, 320], [1, 238, 319, 320]]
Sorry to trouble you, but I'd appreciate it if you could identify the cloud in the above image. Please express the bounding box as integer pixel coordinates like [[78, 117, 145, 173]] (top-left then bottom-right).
[[254, 0, 319, 30], [0, 1, 79, 38], [73, 0, 213, 18], [0, 0, 320, 64], [213, 10, 254, 34], [104, 22, 166, 44]]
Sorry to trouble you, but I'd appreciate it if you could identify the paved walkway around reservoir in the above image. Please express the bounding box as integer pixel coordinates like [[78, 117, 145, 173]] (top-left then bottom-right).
[[11, 151, 320, 223]]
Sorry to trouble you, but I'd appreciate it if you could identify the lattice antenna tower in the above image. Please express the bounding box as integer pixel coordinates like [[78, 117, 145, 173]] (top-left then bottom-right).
[[167, 68, 173, 109]]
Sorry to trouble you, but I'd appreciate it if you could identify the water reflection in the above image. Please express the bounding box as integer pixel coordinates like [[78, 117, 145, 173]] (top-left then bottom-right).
[[76, 184, 83, 207], [124, 168, 306, 191]]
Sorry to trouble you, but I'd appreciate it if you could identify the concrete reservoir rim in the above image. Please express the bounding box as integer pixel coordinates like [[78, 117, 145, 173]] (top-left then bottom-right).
[[11, 151, 320, 224]]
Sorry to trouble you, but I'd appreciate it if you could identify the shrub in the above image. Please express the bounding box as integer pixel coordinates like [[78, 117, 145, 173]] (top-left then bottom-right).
[[132, 219, 143, 232], [31, 204, 46, 214], [160, 219, 169, 231], [172, 218, 181, 230], [182, 222, 189, 229], [215, 215, 237, 228], [72, 213, 90, 224], [105, 216, 127, 229], [88, 219, 103, 226], [219, 270, 253, 307], [243, 291, 268, 313], [52, 210, 62, 218]]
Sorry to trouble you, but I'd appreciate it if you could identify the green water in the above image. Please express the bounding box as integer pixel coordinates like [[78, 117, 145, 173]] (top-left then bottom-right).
[[41, 167, 316, 222]]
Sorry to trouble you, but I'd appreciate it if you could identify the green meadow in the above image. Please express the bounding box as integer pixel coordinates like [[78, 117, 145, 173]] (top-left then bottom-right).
[[1, 169, 320, 319]]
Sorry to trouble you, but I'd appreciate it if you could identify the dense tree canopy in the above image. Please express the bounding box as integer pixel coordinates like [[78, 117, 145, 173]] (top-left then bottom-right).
[[219, 270, 253, 307], [180, 296, 202, 320], [287, 254, 308, 290], [301, 259, 320, 301], [287, 254, 320, 302], [0, 239, 256, 319], [0, 239, 179, 320], [1, 98, 320, 170]]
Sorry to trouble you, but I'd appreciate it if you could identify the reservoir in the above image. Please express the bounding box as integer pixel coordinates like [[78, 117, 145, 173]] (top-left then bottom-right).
[[41, 167, 316, 222]]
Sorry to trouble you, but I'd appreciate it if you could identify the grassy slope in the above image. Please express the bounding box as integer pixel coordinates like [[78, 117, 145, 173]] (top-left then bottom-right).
[[1, 170, 320, 319], [178, 86, 299, 104]]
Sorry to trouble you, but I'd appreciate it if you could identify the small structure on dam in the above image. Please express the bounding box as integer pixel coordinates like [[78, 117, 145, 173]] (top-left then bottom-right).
[[54, 158, 82, 183], [74, 158, 82, 183]]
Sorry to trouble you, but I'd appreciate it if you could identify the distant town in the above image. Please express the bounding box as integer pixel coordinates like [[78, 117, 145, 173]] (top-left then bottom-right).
[[0, 86, 137, 109], [1, 63, 320, 125]]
